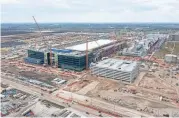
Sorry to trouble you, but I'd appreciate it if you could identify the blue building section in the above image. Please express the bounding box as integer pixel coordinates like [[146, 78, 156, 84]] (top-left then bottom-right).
[[58, 53, 93, 71], [51, 48, 72, 53], [26, 50, 44, 64], [24, 57, 44, 65], [28, 50, 44, 59], [25, 49, 93, 71]]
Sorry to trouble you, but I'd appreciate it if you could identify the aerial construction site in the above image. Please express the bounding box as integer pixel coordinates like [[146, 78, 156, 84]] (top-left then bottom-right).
[[1, 22, 179, 117]]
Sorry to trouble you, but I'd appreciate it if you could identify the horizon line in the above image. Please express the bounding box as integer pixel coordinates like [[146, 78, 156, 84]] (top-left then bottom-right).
[[1, 22, 179, 24]]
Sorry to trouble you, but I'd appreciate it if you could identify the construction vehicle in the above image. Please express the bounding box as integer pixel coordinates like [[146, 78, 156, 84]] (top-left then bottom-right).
[[159, 96, 170, 102]]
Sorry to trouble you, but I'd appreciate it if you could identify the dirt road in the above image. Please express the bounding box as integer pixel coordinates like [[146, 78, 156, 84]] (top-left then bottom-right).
[[1, 75, 152, 117]]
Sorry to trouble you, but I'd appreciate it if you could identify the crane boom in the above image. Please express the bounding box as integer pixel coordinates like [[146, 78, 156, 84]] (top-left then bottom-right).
[[32, 16, 52, 66], [32, 16, 45, 40]]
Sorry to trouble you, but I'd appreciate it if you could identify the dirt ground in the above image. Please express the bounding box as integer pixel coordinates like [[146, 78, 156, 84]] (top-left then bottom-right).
[[139, 73, 176, 95], [64, 79, 92, 92], [1, 65, 21, 75], [2, 64, 56, 85], [19, 71, 56, 84], [64, 73, 179, 116]]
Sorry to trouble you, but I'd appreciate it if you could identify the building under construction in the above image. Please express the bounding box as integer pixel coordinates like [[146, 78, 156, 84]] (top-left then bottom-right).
[[25, 39, 125, 71], [91, 58, 139, 83], [122, 34, 168, 57]]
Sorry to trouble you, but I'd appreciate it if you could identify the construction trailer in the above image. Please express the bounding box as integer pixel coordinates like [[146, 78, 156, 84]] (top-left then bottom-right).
[[25, 39, 126, 71], [91, 58, 139, 83]]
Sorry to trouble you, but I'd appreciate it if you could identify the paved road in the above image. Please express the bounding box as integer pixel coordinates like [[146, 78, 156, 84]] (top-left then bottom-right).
[[54, 90, 154, 117], [1, 77, 120, 117], [1, 75, 153, 117]]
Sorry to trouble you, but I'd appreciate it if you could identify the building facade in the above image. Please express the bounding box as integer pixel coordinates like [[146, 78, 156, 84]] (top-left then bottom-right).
[[91, 58, 139, 83], [25, 39, 126, 71]]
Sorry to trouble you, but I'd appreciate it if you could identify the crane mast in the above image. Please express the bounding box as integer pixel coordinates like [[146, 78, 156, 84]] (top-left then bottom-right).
[[32, 16, 52, 66]]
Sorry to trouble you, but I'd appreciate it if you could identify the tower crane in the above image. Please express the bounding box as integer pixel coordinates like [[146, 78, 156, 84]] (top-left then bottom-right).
[[32, 16, 53, 66]]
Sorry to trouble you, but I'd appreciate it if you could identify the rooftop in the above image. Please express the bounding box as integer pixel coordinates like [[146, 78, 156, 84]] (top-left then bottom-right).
[[65, 39, 114, 51], [52, 50, 90, 57], [165, 54, 177, 57], [94, 58, 138, 72]]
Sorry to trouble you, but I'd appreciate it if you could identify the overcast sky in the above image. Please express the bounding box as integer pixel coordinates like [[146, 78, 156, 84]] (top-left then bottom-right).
[[1, 0, 179, 23]]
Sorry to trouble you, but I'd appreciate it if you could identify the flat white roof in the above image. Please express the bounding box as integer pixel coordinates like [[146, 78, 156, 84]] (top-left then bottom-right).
[[94, 58, 138, 72], [65, 39, 114, 51], [165, 54, 177, 57]]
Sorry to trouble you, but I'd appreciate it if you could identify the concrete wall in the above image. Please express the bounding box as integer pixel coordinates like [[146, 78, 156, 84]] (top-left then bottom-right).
[[91, 62, 139, 83]]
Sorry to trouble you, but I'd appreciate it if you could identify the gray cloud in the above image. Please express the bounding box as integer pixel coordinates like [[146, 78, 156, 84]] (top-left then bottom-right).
[[1, 0, 179, 23]]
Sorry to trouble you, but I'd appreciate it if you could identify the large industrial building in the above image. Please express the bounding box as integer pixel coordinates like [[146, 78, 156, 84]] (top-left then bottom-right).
[[170, 34, 179, 41], [25, 39, 126, 71], [122, 34, 167, 57], [91, 58, 139, 83]]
